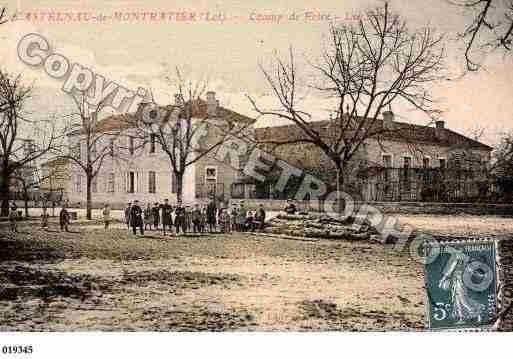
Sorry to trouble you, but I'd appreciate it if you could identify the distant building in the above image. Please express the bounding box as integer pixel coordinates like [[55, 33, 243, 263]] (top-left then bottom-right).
[[40, 157, 72, 201]]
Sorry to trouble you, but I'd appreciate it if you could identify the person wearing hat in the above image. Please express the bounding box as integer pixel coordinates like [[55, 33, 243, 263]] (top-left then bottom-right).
[[161, 199, 173, 235], [192, 204, 202, 233], [144, 203, 153, 231], [206, 199, 217, 233], [124, 202, 132, 230], [230, 204, 239, 232], [152, 202, 160, 230], [238, 201, 247, 232], [130, 200, 144, 235], [174, 203, 186, 235], [284, 199, 297, 215], [59, 204, 70, 232], [256, 203, 266, 232]]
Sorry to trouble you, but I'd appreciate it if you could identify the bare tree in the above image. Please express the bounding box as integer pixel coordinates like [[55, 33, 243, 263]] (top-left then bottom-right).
[[0, 70, 63, 216], [135, 68, 253, 204], [59, 92, 128, 220], [492, 131, 513, 201], [248, 3, 445, 204], [449, 0, 513, 70]]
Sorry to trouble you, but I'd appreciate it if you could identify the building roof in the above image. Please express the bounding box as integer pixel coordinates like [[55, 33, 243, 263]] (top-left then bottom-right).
[[74, 99, 255, 136], [255, 117, 493, 151]]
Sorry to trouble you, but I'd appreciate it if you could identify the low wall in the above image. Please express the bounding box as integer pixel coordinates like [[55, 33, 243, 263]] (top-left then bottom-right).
[[231, 199, 513, 216]]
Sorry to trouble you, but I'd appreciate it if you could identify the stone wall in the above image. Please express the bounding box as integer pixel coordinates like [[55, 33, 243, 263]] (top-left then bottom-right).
[[235, 199, 513, 215]]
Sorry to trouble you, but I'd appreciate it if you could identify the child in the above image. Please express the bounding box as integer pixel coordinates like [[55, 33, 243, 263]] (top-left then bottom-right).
[[144, 203, 153, 231], [102, 203, 111, 230], [219, 208, 231, 234], [59, 205, 70, 232], [192, 204, 202, 233], [41, 206, 49, 229], [8, 205, 17, 233]]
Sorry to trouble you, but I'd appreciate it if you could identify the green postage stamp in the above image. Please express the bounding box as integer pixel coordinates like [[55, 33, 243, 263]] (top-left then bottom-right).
[[424, 240, 499, 331]]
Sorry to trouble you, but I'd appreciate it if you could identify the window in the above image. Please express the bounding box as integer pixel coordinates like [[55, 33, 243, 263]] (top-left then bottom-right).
[[129, 137, 135, 155], [110, 140, 115, 157], [128, 172, 135, 193], [148, 171, 156, 193], [75, 175, 82, 192], [382, 154, 392, 168], [439, 158, 446, 169], [423, 157, 430, 168], [403, 156, 411, 169], [205, 166, 217, 183], [150, 134, 156, 153], [92, 177, 98, 193], [108, 173, 115, 193]]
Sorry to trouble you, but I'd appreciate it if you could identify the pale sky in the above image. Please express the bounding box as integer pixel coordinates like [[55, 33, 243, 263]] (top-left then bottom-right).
[[1, 0, 512, 146]]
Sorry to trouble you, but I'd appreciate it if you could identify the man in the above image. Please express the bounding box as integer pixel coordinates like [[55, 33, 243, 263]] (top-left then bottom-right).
[[238, 201, 247, 232], [230, 204, 239, 232], [284, 200, 297, 215], [130, 200, 144, 235], [152, 202, 160, 230], [124, 202, 132, 230], [256, 204, 266, 232], [102, 203, 111, 230], [144, 203, 153, 231], [192, 204, 202, 233], [161, 199, 173, 235], [206, 199, 217, 233], [59, 204, 70, 232], [174, 204, 186, 235]]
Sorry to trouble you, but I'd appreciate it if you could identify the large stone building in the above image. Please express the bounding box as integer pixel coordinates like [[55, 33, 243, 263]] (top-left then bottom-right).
[[252, 111, 493, 202], [66, 92, 254, 208]]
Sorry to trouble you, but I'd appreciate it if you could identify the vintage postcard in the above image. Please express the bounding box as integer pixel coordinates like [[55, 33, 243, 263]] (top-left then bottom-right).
[[0, 0, 512, 357]]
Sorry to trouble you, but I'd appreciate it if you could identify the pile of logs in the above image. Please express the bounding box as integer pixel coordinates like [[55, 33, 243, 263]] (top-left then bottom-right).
[[264, 213, 379, 241]]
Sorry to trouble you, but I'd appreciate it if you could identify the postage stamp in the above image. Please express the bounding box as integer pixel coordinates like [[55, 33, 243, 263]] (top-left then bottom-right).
[[424, 240, 499, 331]]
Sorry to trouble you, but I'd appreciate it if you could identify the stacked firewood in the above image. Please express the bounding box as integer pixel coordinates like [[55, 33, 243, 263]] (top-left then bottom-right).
[[265, 213, 378, 241]]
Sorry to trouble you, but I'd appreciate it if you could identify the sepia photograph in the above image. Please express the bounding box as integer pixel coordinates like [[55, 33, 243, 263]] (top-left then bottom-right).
[[0, 0, 512, 357]]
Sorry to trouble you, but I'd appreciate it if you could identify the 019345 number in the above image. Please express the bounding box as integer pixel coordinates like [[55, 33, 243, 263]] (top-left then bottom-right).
[[1, 346, 33, 355]]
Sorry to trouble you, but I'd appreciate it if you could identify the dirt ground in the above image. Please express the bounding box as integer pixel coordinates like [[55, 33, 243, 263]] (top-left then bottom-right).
[[0, 214, 511, 331]]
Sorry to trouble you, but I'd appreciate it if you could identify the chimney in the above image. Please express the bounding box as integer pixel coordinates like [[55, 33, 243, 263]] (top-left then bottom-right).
[[435, 120, 446, 140], [206, 91, 217, 117], [382, 110, 394, 130]]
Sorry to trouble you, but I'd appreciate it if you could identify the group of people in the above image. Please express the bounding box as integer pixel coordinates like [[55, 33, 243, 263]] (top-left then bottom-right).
[[121, 199, 266, 236]]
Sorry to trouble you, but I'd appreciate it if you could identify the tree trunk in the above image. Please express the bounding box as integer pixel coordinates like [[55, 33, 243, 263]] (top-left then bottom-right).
[[0, 172, 10, 217], [23, 186, 29, 217], [176, 172, 184, 205], [335, 164, 346, 215], [86, 174, 92, 220]]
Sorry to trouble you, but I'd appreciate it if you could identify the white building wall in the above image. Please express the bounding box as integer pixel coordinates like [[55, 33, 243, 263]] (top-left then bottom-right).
[[67, 128, 196, 208]]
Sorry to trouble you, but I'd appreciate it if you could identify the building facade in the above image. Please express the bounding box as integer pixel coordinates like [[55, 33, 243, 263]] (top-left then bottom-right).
[[66, 92, 254, 208], [250, 113, 493, 202]]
